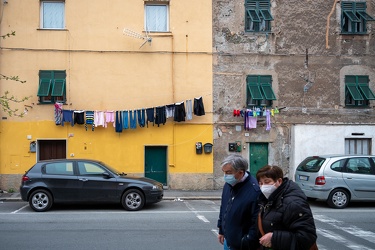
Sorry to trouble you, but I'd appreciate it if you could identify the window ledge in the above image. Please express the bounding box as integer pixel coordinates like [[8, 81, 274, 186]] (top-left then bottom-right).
[[37, 28, 68, 31], [340, 33, 370, 38]]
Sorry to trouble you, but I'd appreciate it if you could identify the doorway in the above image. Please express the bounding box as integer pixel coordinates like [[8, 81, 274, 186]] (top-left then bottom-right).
[[144, 146, 167, 185], [38, 140, 67, 161], [249, 143, 268, 176]]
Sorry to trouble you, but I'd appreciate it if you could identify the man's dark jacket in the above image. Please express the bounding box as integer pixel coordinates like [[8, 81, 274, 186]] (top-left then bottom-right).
[[258, 178, 317, 250], [217, 172, 260, 250]]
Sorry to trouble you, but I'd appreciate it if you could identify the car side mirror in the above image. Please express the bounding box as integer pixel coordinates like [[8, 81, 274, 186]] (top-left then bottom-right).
[[102, 172, 112, 179]]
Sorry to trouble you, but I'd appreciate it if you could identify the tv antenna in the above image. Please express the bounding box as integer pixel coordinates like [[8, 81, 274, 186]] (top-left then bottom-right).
[[123, 27, 152, 49]]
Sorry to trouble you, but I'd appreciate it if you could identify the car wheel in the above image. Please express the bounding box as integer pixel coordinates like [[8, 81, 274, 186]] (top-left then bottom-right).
[[122, 189, 145, 211], [327, 189, 349, 209], [29, 189, 53, 212]]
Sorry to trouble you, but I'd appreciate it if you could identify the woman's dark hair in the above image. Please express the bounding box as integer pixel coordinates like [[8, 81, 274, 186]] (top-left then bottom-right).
[[256, 165, 283, 182]]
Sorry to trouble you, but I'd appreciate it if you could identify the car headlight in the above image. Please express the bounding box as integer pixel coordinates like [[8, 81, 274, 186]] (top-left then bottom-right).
[[152, 185, 162, 190]]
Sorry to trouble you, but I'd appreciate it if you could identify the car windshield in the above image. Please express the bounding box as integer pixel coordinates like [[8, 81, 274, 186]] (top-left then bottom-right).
[[100, 162, 127, 176], [297, 157, 325, 172]]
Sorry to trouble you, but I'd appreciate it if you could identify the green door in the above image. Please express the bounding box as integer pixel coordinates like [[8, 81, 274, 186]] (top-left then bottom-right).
[[249, 143, 268, 176], [145, 146, 167, 185]]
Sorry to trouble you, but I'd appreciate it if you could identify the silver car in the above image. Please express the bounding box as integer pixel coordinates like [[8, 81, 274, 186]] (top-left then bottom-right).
[[294, 155, 375, 208]]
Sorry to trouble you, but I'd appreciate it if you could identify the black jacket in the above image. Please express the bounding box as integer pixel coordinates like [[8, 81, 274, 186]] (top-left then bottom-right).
[[258, 178, 317, 250], [217, 172, 261, 250]]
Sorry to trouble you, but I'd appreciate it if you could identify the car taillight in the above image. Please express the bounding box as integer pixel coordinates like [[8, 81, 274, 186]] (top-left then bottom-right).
[[315, 176, 326, 185], [22, 176, 29, 182]]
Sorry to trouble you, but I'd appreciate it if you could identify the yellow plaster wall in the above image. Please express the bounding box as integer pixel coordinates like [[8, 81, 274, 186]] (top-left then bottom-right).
[[0, 121, 213, 175], [0, 0, 213, 189]]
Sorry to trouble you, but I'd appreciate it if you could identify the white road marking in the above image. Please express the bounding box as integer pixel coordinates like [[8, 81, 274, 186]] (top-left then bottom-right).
[[197, 215, 210, 223], [317, 228, 374, 250], [184, 201, 212, 224], [315, 214, 375, 243], [11, 205, 29, 214]]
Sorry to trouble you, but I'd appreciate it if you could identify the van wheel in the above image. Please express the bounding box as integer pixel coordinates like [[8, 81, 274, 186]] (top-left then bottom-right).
[[327, 189, 349, 209]]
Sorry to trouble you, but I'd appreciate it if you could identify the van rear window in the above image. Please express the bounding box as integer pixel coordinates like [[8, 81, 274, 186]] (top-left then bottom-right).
[[296, 157, 325, 172]]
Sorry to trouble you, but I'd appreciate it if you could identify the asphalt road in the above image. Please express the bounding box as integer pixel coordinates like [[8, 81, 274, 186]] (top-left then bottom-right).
[[1, 200, 375, 250]]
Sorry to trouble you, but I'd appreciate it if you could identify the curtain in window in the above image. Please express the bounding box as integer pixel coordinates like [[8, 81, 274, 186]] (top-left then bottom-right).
[[146, 5, 168, 32], [43, 2, 64, 29]]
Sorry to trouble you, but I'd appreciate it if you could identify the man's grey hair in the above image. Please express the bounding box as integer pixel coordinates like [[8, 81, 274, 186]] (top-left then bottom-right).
[[220, 154, 249, 172]]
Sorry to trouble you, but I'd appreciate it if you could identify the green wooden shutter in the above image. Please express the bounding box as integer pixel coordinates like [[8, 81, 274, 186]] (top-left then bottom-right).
[[357, 11, 375, 21], [247, 76, 263, 100], [346, 83, 364, 101], [357, 76, 375, 100], [51, 79, 65, 96], [344, 10, 360, 22], [260, 9, 273, 21], [247, 9, 261, 22], [259, 76, 276, 100], [37, 79, 52, 96]]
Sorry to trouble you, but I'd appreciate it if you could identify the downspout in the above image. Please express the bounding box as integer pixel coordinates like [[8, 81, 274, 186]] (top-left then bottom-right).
[[326, 0, 340, 49]]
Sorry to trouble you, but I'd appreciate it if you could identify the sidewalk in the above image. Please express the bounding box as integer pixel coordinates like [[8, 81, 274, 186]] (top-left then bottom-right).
[[0, 189, 222, 201]]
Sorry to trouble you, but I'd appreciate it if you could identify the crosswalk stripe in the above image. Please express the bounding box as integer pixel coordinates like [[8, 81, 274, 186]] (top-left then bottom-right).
[[317, 228, 374, 250], [315, 214, 375, 243]]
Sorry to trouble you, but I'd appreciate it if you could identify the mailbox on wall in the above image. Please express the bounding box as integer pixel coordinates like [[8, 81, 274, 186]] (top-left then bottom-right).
[[203, 143, 213, 154], [29, 141, 36, 153], [195, 142, 203, 154]]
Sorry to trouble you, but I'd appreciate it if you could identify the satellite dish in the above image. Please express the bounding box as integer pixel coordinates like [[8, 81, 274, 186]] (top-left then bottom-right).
[[123, 27, 152, 49]]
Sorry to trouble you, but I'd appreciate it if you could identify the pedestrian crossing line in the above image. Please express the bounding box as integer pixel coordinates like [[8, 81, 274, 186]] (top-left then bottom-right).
[[184, 201, 211, 224], [317, 228, 374, 250], [314, 215, 375, 243]]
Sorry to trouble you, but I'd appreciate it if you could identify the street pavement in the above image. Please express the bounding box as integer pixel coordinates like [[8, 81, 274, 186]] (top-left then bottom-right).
[[0, 189, 222, 201]]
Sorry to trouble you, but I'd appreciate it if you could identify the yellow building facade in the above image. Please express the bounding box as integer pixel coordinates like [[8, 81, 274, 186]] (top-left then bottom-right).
[[0, 0, 213, 191]]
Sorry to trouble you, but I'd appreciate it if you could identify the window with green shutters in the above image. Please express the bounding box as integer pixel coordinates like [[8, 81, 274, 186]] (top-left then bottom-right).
[[345, 75, 375, 107], [341, 2, 375, 34], [37, 70, 66, 104], [246, 75, 276, 107], [245, 0, 273, 32]]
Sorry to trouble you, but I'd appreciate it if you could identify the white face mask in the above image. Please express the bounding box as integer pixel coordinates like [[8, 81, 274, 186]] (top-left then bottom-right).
[[260, 184, 277, 199]]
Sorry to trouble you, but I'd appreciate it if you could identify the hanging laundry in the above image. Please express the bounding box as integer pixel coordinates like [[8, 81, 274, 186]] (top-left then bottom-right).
[[105, 111, 115, 128], [146, 107, 155, 127], [61, 110, 74, 127], [115, 111, 123, 133], [186, 99, 193, 120], [122, 110, 129, 129], [274, 107, 279, 114], [193, 96, 205, 116], [54, 102, 63, 125], [74, 110, 85, 125], [266, 109, 271, 131], [95, 111, 105, 127], [129, 110, 137, 129], [244, 109, 257, 130], [174, 102, 186, 122], [85, 111, 95, 131], [155, 106, 166, 127], [165, 104, 175, 119], [137, 109, 146, 127]]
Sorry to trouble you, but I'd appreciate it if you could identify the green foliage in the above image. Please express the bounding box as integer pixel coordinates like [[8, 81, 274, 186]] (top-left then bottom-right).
[[1, 31, 31, 117]]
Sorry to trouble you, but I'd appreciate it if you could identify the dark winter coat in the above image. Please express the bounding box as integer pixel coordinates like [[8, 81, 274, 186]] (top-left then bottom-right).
[[217, 172, 261, 250], [258, 178, 317, 250]]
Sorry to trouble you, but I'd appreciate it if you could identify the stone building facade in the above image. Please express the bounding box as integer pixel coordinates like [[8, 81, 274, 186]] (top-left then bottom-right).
[[212, 0, 375, 187]]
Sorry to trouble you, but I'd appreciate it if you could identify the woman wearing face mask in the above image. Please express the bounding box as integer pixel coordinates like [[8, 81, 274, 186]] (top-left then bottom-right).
[[256, 165, 317, 250]]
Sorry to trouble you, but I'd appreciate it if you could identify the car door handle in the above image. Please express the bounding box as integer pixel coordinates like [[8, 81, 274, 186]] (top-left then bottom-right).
[[79, 178, 89, 182]]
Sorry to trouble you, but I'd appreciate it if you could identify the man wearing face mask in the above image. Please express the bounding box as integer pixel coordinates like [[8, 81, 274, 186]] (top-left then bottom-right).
[[217, 154, 261, 250], [256, 165, 317, 250]]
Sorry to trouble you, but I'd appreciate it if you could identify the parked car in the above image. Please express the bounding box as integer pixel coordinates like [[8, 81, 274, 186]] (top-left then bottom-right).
[[295, 155, 375, 208], [20, 159, 164, 212]]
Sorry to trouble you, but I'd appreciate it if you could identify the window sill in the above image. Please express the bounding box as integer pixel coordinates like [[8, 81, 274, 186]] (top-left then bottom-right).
[[340, 33, 370, 38], [37, 28, 68, 31]]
